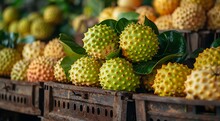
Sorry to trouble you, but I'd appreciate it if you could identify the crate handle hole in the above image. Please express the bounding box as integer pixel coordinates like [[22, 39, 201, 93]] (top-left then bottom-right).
[[87, 106, 90, 113], [164, 120, 167, 121], [196, 106, 216, 115], [2, 94, 4, 100], [97, 108, 100, 115], [92, 107, 95, 114], [105, 109, 108, 116], [80, 105, 83, 111], [20, 98, 23, 103], [13, 96, 16, 102], [62, 101, 65, 108], [157, 119, 160, 121], [149, 118, 153, 121], [58, 100, 60, 107], [54, 100, 57, 107], [110, 110, 113, 118], [73, 104, 76, 110], [4, 94, 7, 100], [17, 97, 19, 103], [67, 102, 69, 109], [9, 95, 11, 101], [24, 98, 27, 104]]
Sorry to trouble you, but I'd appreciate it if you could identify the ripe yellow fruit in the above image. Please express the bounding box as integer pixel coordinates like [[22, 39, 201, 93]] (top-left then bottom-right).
[[44, 38, 65, 59], [172, 4, 206, 31], [98, 7, 115, 22], [153, 0, 180, 15], [155, 15, 173, 30], [180, 0, 215, 11], [117, 0, 143, 9], [207, 4, 220, 30], [112, 7, 134, 20], [27, 12, 41, 22], [185, 66, 220, 101], [31, 19, 54, 40], [3, 6, 19, 24], [136, 6, 157, 23], [8, 21, 18, 33], [72, 14, 88, 33], [18, 18, 31, 36], [43, 5, 63, 25]]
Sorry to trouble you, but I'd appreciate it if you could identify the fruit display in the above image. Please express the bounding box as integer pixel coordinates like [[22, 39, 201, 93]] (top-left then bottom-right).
[[43, 38, 65, 59], [100, 58, 140, 91], [172, 3, 206, 31], [82, 24, 119, 59], [0, 48, 21, 76], [27, 56, 57, 82], [1, 0, 220, 120], [11, 59, 30, 81], [120, 23, 159, 62], [69, 57, 101, 86]]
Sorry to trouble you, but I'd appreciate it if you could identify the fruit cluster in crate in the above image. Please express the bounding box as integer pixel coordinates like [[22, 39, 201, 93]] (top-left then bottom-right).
[[99, 0, 220, 31]]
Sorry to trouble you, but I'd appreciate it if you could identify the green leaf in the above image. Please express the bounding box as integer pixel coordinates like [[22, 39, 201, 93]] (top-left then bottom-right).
[[98, 19, 117, 30], [8, 32, 19, 48], [189, 48, 204, 59], [211, 38, 220, 48], [144, 16, 159, 35], [106, 48, 122, 60], [115, 18, 132, 34], [17, 35, 35, 44], [156, 31, 187, 62], [60, 56, 79, 80], [133, 53, 184, 74], [59, 33, 87, 55], [118, 12, 139, 21]]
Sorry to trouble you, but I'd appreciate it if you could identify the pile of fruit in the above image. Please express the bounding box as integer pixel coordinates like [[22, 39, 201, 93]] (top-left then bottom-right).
[[0, 0, 220, 103], [98, 0, 220, 31], [0, 5, 63, 40]]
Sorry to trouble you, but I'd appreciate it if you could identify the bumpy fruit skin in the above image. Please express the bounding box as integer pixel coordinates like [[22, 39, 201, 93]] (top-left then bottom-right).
[[0, 48, 21, 76], [18, 18, 31, 36], [153, 0, 180, 15], [3, 6, 19, 23], [83, 24, 119, 59], [22, 41, 45, 60], [119, 23, 159, 62], [44, 38, 65, 59], [152, 62, 191, 97], [43, 5, 63, 25], [172, 4, 206, 31], [142, 65, 161, 91], [11, 59, 30, 81], [207, 5, 220, 30], [27, 56, 57, 82], [99, 58, 140, 91], [54, 58, 69, 83], [180, 0, 214, 11], [98, 7, 115, 22], [69, 57, 101, 86], [194, 47, 220, 69], [185, 66, 220, 101], [155, 15, 173, 30], [136, 6, 157, 23], [31, 19, 54, 40]]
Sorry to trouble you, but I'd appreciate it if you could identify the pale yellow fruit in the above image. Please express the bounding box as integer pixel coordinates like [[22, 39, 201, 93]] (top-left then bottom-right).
[[136, 6, 157, 23], [117, 0, 143, 9], [153, 0, 180, 15], [112, 7, 134, 20], [98, 7, 115, 22]]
